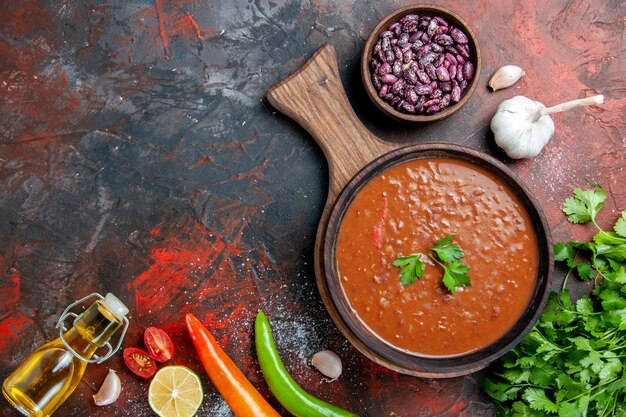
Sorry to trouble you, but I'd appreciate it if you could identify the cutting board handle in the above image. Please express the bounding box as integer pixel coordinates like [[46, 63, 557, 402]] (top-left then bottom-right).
[[266, 44, 394, 201]]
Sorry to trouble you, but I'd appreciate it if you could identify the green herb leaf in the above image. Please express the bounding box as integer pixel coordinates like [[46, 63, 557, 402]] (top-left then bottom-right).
[[392, 235, 471, 292], [392, 254, 426, 286], [615, 210, 626, 237], [575, 261, 593, 280], [522, 388, 558, 413], [562, 187, 606, 224], [430, 234, 464, 263], [554, 242, 575, 266], [441, 260, 471, 293]]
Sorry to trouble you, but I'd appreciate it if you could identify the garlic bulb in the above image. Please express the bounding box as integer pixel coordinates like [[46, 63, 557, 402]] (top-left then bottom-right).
[[311, 350, 342, 380], [491, 94, 604, 159], [93, 369, 121, 406], [488, 65, 525, 91]]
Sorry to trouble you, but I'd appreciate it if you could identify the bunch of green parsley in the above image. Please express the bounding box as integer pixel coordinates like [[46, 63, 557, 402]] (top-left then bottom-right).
[[484, 186, 626, 416]]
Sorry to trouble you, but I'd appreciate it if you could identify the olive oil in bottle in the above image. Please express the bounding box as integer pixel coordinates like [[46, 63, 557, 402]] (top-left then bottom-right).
[[2, 293, 129, 417]]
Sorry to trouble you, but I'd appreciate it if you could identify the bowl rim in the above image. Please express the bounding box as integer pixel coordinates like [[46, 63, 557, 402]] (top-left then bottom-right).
[[361, 4, 482, 123], [322, 143, 553, 377]]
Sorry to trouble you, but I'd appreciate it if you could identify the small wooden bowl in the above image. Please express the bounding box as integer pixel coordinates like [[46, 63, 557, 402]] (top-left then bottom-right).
[[361, 4, 481, 122]]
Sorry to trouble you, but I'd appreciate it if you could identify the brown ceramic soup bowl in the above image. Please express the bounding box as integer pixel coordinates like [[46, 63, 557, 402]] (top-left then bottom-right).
[[323, 144, 552, 377]]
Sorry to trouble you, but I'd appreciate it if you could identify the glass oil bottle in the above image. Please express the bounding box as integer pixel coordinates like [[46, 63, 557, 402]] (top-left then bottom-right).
[[2, 293, 129, 417]]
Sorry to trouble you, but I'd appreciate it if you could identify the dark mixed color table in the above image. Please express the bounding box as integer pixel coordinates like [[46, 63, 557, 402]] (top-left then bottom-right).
[[1, 1, 623, 416]]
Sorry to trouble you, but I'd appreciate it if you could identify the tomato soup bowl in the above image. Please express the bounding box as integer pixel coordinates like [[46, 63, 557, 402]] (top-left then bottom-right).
[[322, 144, 552, 377], [266, 44, 553, 377]]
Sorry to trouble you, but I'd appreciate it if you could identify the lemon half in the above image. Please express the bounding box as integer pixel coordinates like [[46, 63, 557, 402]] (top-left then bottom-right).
[[148, 365, 203, 417]]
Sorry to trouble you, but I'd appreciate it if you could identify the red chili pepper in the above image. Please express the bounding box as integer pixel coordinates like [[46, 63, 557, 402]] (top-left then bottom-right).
[[185, 313, 281, 417]]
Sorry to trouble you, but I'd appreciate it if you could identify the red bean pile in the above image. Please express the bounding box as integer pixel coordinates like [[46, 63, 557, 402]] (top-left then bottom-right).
[[370, 14, 474, 116]]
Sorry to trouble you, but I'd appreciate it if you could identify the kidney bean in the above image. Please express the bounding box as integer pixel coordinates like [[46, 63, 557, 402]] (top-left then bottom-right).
[[381, 74, 398, 84], [443, 59, 450, 68], [440, 94, 451, 109], [414, 84, 433, 95], [448, 64, 457, 80], [409, 61, 419, 73], [415, 95, 426, 108], [391, 79, 406, 95], [372, 74, 382, 90], [463, 61, 474, 80], [451, 85, 462, 102], [401, 14, 418, 23], [410, 41, 423, 52], [460, 79, 468, 90], [404, 69, 418, 85], [425, 63, 437, 80], [430, 80, 438, 90], [371, 59, 380, 71], [384, 93, 394, 101], [436, 66, 450, 81], [457, 44, 470, 58], [427, 19, 438, 37], [426, 105, 441, 114], [393, 46, 402, 60], [377, 62, 391, 75], [419, 17, 430, 30], [440, 81, 452, 92], [434, 16, 448, 26], [445, 53, 457, 65], [382, 37, 391, 51], [403, 49, 413, 63], [445, 45, 459, 55], [431, 43, 444, 53], [424, 98, 441, 107], [380, 30, 393, 39], [402, 102, 417, 113], [408, 32, 421, 43], [392, 60, 403, 77], [377, 50, 386, 62], [403, 21, 418, 33], [421, 32, 430, 43], [405, 87, 418, 105], [378, 83, 389, 97], [450, 27, 469, 44], [434, 34, 454, 46], [457, 64, 465, 82], [432, 88, 443, 99], [436, 25, 449, 35], [374, 41, 382, 53], [385, 50, 395, 62], [416, 44, 431, 60], [390, 96, 401, 106], [417, 69, 430, 84], [398, 32, 410, 47], [433, 54, 445, 67]]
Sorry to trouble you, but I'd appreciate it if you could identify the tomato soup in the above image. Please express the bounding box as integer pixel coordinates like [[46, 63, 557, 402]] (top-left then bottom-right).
[[335, 157, 538, 356]]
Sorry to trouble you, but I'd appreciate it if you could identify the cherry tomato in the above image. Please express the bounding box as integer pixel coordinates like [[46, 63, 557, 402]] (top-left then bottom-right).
[[123, 347, 157, 378], [144, 326, 175, 362]]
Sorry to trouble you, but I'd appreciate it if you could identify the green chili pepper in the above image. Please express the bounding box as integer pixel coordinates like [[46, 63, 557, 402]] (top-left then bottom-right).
[[254, 311, 360, 417]]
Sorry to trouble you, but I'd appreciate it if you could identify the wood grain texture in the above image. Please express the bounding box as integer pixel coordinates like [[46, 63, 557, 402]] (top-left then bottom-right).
[[267, 44, 396, 201]]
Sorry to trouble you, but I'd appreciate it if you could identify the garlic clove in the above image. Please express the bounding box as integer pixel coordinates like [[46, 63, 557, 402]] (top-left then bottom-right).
[[311, 350, 342, 380], [488, 65, 525, 91], [93, 369, 122, 406]]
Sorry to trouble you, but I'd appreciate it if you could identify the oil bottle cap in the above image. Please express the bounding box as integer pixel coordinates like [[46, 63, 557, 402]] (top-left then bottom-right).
[[103, 293, 129, 320]]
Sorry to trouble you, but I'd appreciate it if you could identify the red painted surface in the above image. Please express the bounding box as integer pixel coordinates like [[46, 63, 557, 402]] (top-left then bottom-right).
[[0, 0, 623, 416]]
